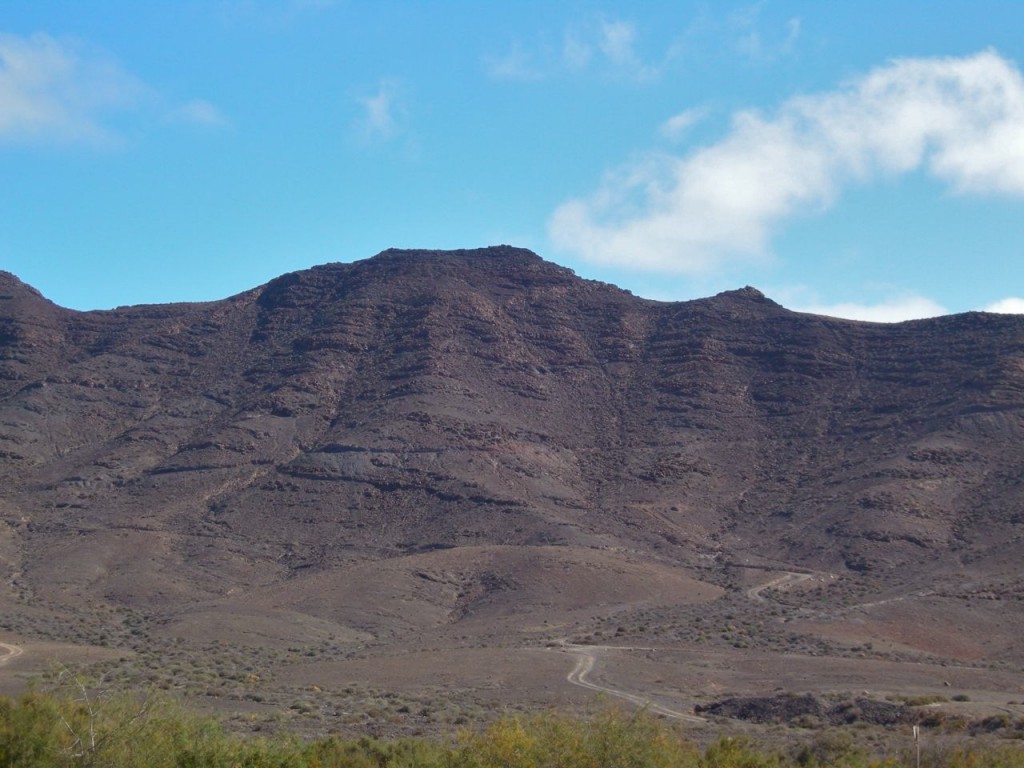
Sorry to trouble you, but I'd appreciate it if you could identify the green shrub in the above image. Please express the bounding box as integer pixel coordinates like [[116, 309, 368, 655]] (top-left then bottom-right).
[[702, 736, 781, 768], [791, 730, 866, 768], [451, 707, 699, 768], [0, 688, 242, 768], [8, 687, 1024, 768]]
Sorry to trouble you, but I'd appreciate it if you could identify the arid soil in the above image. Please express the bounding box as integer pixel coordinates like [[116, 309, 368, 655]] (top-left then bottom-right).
[[1, 247, 1023, 739]]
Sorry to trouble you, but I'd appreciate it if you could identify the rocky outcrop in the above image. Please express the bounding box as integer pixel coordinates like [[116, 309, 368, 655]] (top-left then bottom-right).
[[0, 247, 1022, 611]]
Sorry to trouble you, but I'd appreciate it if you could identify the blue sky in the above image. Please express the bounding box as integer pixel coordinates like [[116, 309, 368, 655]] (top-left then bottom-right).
[[3, 1, 1024, 320]]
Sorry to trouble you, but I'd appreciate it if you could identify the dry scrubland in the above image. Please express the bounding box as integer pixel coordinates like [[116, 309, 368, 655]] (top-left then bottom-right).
[[4, 687, 1024, 768]]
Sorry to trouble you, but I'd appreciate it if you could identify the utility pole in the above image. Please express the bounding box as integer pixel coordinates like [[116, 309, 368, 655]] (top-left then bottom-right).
[[913, 725, 920, 768]]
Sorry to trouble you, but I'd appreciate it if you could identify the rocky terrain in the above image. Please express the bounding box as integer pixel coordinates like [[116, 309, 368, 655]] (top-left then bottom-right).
[[1, 246, 1023, 738]]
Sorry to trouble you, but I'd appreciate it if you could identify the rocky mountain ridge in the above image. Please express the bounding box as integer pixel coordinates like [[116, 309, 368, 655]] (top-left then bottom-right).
[[1, 247, 1023, 724], [3, 248, 1023, 592]]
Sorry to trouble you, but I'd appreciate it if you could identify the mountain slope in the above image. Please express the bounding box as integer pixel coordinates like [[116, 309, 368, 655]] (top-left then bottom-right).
[[1, 247, 1023, 728]]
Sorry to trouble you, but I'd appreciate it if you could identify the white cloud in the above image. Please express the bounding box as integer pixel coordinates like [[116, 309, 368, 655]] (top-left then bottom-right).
[[0, 32, 228, 146], [794, 295, 948, 323], [562, 34, 591, 72], [659, 107, 707, 141], [786, 18, 801, 47], [169, 99, 228, 127], [355, 79, 405, 142], [487, 16, 661, 82], [484, 43, 543, 81], [597, 19, 659, 81], [985, 297, 1024, 314], [598, 20, 636, 64], [0, 32, 143, 145], [731, 3, 801, 63], [550, 51, 1024, 273]]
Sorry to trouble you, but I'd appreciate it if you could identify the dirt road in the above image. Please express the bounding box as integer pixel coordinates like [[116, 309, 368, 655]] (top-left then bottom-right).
[[561, 643, 706, 724], [745, 572, 813, 602], [0, 642, 23, 668]]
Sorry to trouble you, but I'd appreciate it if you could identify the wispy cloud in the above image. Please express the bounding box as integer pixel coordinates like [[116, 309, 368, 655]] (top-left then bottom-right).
[[985, 297, 1024, 314], [730, 3, 801, 63], [794, 295, 948, 323], [0, 32, 143, 145], [659, 107, 707, 141], [0, 31, 228, 146], [486, 16, 663, 83], [550, 51, 1024, 273], [561, 33, 592, 72], [169, 99, 229, 128], [483, 43, 543, 81], [594, 19, 656, 80], [355, 79, 407, 143]]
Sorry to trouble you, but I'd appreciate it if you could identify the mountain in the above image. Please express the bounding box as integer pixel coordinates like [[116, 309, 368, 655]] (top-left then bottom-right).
[[2, 247, 1023, 734]]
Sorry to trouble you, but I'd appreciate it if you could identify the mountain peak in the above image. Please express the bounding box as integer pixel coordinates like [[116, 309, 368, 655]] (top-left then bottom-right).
[[257, 246, 581, 311], [715, 285, 770, 302], [0, 271, 48, 304], [695, 285, 785, 315], [370, 245, 544, 264]]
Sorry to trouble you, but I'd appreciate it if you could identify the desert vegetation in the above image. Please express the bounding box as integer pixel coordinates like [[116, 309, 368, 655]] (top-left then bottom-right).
[[3, 687, 1024, 768]]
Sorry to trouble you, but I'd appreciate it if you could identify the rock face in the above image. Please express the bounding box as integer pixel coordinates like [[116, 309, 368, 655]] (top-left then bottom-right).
[[1, 246, 1023, 618], [696, 695, 910, 726]]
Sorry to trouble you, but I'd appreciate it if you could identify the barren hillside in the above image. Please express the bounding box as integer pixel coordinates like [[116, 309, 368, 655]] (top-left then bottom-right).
[[2, 246, 1023, 735]]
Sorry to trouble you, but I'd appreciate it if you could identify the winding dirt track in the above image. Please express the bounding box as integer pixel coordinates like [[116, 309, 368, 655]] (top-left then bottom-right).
[[745, 571, 813, 602], [556, 568, 831, 722], [561, 644, 706, 724], [0, 642, 23, 668]]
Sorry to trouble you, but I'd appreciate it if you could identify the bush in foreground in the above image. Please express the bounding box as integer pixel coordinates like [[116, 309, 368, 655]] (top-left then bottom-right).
[[3, 687, 1024, 768], [452, 707, 699, 768]]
